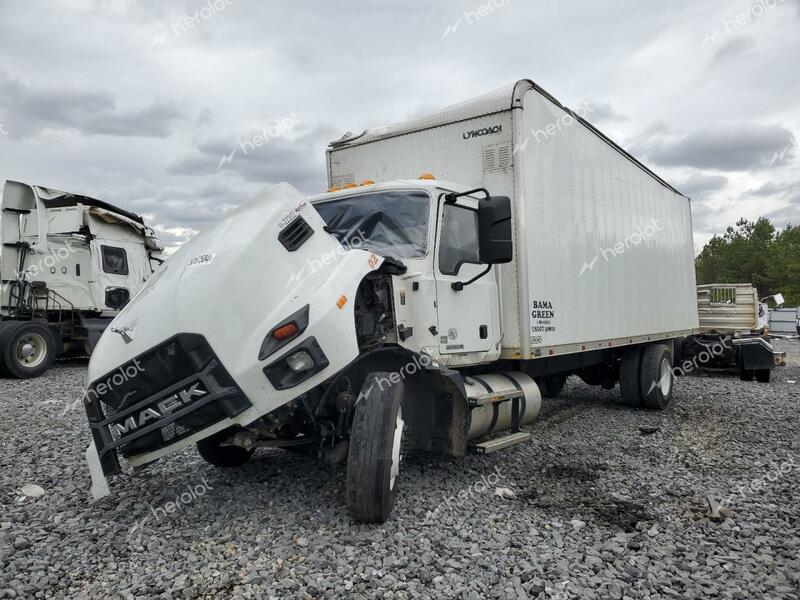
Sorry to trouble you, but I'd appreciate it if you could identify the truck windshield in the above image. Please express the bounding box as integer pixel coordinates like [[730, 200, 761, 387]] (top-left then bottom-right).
[[314, 191, 429, 259]]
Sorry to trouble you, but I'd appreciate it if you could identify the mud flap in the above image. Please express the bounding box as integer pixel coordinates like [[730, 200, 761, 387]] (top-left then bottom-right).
[[86, 440, 111, 499]]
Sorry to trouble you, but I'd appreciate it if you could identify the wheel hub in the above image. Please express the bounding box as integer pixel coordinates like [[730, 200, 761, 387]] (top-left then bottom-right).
[[658, 357, 672, 396], [15, 333, 47, 368], [389, 407, 404, 491]]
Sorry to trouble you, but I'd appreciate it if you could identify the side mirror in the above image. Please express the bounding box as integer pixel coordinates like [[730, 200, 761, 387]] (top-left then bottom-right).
[[478, 196, 513, 264], [774, 293, 785, 306]]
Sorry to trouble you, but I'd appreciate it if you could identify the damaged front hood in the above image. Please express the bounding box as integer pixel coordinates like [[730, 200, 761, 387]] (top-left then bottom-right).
[[89, 182, 378, 383]]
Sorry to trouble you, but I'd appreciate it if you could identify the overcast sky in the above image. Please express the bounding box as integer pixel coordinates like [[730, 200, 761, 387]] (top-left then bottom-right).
[[0, 0, 798, 252]]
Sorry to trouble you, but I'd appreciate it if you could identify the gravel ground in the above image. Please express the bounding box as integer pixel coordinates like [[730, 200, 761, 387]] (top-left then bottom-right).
[[1, 340, 799, 599]]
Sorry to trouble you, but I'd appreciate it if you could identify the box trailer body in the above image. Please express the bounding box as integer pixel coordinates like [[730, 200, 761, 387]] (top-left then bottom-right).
[[327, 80, 698, 360], [1, 180, 164, 377], [84, 80, 699, 522]]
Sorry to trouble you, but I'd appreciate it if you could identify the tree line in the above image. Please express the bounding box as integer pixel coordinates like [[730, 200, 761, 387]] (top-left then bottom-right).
[[695, 218, 800, 306]]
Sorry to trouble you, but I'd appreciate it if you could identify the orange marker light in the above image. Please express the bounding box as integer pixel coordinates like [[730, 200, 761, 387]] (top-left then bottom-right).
[[419, 173, 436, 180], [343, 183, 358, 189], [360, 179, 375, 186], [328, 186, 341, 192], [336, 295, 348, 309], [273, 323, 298, 340]]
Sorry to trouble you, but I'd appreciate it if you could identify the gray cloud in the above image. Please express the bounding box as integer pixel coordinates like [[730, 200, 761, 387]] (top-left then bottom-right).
[[588, 101, 628, 124], [765, 201, 800, 228], [0, 0, 798, 251], [678, 172, 729, 200], [748, 180, 800, 197], [640, 124, 796, 171], [169, 123, 336, 194], [0, 71, 180, 138], [711, 36, 755, 65]]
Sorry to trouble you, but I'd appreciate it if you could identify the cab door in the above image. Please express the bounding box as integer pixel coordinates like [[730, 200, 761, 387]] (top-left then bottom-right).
[[434, 197, 498, 354]]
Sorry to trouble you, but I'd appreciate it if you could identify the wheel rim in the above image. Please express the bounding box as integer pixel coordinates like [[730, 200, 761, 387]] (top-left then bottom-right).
[[16, 333, 47, 368], [658, 357, 672, 396], [389, 406, 404, 491]]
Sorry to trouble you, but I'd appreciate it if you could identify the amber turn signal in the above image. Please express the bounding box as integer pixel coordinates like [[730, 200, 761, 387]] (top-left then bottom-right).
[[273, 322, 299, 340]]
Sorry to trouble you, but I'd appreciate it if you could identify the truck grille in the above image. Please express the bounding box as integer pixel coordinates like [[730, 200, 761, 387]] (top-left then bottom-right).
[[84, 333, 252, 475]]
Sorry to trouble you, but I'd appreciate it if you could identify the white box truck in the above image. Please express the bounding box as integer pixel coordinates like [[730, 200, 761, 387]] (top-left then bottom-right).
[[1, 180, 164, 378], [83, 80, 698, 522]]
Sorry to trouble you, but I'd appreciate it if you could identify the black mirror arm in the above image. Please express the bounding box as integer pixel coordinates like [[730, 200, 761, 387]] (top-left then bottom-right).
[[451, 264, 492, 291]]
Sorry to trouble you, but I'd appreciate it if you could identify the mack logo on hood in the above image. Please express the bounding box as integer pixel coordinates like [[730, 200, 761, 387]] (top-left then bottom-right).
[[463, 125, 502, 139], [110, 382, 207, 438]]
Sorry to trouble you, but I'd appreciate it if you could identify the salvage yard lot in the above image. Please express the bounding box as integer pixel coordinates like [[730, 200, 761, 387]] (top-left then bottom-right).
[[1, 341, 798, 599]]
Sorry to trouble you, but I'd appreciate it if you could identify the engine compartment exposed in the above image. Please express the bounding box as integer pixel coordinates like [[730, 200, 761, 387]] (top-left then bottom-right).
[[353, 272, 396, 351]]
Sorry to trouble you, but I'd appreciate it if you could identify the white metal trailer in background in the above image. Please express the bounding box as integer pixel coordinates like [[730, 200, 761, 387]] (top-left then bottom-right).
[[327, 79, 699, 360], [770, 307, 800, 337]]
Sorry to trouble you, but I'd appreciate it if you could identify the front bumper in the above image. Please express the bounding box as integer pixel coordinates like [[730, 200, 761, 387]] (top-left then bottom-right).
[[84, 333, 252, 478]]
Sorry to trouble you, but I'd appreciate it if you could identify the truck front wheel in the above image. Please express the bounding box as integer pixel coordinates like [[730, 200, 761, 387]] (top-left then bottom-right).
[[0, 321, 57, 379], [346, 372, 405, 523], [196, 429, 254, 467]]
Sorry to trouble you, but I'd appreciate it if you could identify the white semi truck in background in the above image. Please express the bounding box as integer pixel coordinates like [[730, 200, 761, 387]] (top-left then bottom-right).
[[84, 79, 699, 522], [0, 180, 163, 378]]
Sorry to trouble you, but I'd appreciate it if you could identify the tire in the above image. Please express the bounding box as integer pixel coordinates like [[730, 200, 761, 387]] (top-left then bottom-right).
[[196, 429, 254, 467], [538, 374, 567, 398], [755, 369, 771, 383], [640, 344, 674, 410], [0, 321, 57, 379], [739, 365, 754, 381], [346, 371, 405, 523], [0, 322, 12, 377], [619, 347, 644, 407]]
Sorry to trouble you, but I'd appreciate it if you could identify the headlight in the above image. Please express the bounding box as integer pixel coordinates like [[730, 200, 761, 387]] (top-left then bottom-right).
[[262, 337, 329, 390], [286, 350, 315, 372]]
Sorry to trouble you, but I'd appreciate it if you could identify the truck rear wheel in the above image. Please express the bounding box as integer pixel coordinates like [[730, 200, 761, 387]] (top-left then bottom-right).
[[346, 372, 405, 523], [755, 369, 771, 383], [0, 321, 57, 379], [619, 347, 644, 407], [640, 344, 673, 410], [196, 429, 254, 467]]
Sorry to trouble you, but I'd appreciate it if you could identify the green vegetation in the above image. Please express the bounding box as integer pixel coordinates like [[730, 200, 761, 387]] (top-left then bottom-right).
[[695, 218, 800, 306]]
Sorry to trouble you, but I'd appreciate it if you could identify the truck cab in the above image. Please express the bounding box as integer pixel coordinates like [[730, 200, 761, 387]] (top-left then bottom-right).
[[310, 179, 506, 367], [0, 180, 163, 378]]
